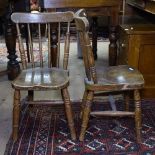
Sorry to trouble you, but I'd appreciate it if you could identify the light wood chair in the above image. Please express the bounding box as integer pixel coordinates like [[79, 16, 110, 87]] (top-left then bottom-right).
[[11, 11, 76, 141], [74, 10, 144, 143]]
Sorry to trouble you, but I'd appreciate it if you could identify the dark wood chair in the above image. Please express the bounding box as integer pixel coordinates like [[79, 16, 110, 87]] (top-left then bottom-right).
[[74, 10, 144, 143], [11, 11, 76, 141]]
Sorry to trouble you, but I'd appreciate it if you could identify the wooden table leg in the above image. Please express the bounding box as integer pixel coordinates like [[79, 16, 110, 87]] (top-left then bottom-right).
[[109, 6, 119, 66], [109, 26, 117, 66], [50, 24, 58, 67], [4, 4, 20, 80]]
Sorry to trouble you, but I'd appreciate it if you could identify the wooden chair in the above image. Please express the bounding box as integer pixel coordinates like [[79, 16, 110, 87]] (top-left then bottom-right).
[[11, 11, 76, 141], [74, 10, 144, 143]]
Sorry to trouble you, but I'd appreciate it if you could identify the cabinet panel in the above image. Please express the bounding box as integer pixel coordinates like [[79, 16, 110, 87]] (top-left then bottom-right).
[[139, 44, 155, 74], [118, 24, 155, 98]]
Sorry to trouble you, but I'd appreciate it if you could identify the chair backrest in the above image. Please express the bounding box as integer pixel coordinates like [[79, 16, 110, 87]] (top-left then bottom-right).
[[11, 11, 74, 70], [74, 14, 97, 84]]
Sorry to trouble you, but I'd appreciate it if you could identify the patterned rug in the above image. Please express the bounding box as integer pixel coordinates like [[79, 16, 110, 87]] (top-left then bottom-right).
[[0, 41, 48, 64], [4, 99, 155, 155]]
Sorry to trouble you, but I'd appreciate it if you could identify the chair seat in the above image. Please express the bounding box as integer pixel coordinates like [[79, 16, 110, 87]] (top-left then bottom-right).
[[85, 65, 144, 91], [12, 67, 69, 90]]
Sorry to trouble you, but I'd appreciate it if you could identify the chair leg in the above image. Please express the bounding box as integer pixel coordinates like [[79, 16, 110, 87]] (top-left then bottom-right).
[[12, 89, 21, 141], [61, 88, 76, 140], [124, 92, 130, 111], [79, 91, 94, 141], [80, 89, 88, 119], [28, 90, 34, 101], [28, 90, 34, 111], [134, 89, 142, 143]]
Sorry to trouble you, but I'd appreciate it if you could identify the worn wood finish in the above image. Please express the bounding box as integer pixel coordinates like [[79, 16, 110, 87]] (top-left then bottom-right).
[[41, 0, 121, 64], [11, 12, 74, 23], [74, 11, 144, 142], [11, 11, 76, 141], [117, 24, 155, 98]]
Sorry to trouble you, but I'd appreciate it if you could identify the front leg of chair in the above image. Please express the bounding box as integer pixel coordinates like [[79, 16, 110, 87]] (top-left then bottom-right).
[[134, 89, 142, 143], [12, 89, 21, 141], [79, 91, 94, 141], [80, 89, 88, 119], [62, 88, 76, 140]]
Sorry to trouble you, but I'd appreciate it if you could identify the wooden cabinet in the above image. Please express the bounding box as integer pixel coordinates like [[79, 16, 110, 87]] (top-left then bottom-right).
[[126, 0, 155, 15], [117, 24, 155, 98]]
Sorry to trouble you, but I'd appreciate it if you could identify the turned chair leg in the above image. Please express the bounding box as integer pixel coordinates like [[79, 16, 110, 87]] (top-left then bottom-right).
[[79, 91, 94, 141], [80, 89, 88, 119], [61, 88, 76, 140], [134, 89, 142, 143], [12, 89, 21, 141]]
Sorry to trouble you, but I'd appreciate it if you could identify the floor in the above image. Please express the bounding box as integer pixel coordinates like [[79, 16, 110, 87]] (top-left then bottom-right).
[[0, 41, 109, 154]]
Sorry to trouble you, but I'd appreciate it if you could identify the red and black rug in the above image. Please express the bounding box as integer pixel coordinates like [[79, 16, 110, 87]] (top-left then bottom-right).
[[5, 100, 155, 155]]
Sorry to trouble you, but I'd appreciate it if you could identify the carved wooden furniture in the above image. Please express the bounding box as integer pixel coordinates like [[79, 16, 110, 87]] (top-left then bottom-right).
[[74, 12, 144, 143], [0, 1, 20, 80], [11, 11, 76, 141], [40, 0, 122, 65], [1, 0, 31, 80], [117, 24, 155, 98]]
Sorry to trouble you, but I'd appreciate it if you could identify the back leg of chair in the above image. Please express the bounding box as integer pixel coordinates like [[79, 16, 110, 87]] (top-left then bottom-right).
[[28, 90, 34, 111], [28, 90, 34, 101], [124, 92, 130, 111], [79, 90, 94, 141], [134, 89, 142, 143], [12, 89, 21, 141], [61, 88, 76, 140], [80, 89, 88, 119]]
